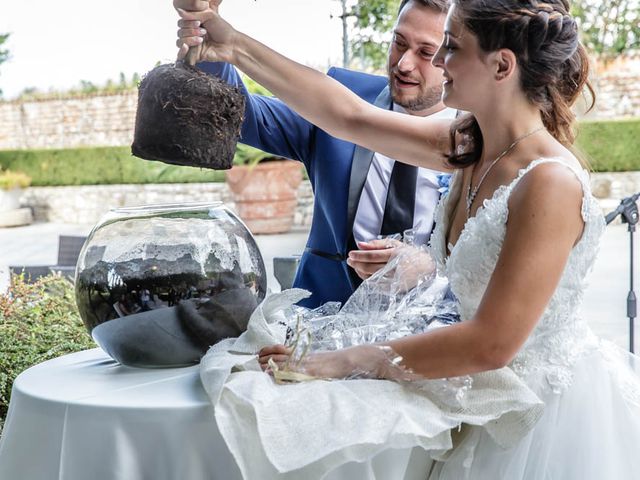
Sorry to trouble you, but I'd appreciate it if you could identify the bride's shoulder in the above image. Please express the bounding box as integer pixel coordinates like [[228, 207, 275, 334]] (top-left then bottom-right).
[[505, 155, 586, 241], [509, 154, 586, 211]]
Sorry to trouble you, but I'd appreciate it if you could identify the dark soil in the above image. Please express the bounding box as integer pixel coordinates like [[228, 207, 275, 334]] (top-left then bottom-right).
[[131, 62, 245, 170], [75, 250, 266, 334]]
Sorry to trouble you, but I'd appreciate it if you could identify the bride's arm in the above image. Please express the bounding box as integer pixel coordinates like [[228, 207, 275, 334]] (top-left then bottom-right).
[[175, 1, 452, 171], [228, 34, 451, 171]]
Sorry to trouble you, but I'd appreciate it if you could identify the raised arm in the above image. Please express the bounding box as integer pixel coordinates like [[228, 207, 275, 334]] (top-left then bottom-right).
[[174, 0, 452, 171], [196, 61, 318, 163]]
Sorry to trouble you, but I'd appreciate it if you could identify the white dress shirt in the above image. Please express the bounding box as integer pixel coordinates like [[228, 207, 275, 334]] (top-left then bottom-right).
[[352, 106, 457, 245]]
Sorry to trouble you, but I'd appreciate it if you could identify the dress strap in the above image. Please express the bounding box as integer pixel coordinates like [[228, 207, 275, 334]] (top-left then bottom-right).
[[506, 157, 595, 223]]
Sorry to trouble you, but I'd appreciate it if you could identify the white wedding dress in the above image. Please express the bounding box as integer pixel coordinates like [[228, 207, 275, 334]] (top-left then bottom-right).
[[200, 157, 640, 479], [427, 158, 640, 479]]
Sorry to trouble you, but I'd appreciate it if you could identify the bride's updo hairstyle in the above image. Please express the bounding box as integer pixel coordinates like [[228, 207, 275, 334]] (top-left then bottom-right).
[[447, 0, 595, 168]]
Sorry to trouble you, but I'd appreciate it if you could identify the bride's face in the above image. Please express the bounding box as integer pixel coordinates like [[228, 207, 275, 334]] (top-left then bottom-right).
[[432, 5, 497, 112]]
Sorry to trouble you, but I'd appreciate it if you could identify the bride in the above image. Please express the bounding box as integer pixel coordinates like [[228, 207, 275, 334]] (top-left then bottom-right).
[[175, 0, 640, 477]]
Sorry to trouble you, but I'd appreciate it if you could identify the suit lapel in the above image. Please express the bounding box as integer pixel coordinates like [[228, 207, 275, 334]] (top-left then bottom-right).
[[344, 86, 392, 250]]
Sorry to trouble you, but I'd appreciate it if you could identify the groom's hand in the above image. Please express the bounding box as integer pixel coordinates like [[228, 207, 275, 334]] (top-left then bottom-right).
[[349, 240, 436, 290], [347, 239, 404, 280]]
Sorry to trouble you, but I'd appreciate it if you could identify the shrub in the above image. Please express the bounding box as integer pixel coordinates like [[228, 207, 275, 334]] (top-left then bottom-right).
[[0, 119, 638, 186], [0, 274, 95, 427], [0, 147, 226, 186], [0, 170, 31, 190], [233, 143, 277, 167], [575, 118, 640, 172]]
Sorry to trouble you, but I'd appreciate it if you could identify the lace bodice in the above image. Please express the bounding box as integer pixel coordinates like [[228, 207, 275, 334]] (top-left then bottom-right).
[[430, 158, 606, 393]]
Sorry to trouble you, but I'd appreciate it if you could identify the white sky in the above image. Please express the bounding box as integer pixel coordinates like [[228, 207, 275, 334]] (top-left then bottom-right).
[[0, 0, 346, 100]]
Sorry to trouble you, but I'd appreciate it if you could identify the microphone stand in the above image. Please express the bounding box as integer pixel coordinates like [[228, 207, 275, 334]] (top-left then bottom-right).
[[605, 192, 640, 353]]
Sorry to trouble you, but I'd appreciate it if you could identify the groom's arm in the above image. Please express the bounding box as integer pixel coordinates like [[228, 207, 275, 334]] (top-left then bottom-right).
[[197, 62, 315, 164]]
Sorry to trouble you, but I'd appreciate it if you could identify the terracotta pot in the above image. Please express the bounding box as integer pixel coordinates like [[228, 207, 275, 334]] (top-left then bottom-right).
[[225, 160, 303, 234]]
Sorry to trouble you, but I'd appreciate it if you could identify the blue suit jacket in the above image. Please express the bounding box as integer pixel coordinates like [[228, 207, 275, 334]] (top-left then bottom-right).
[[199, 62, 390, 308]]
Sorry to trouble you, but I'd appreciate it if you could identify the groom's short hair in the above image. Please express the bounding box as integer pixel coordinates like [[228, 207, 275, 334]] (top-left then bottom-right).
[[398, 0, 449, 14]]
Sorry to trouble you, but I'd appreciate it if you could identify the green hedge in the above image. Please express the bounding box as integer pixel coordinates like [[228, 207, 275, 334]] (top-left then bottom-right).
[[0, 118, 638, 186], [0, 146, 226, 186], [575, 118, 640, 172]]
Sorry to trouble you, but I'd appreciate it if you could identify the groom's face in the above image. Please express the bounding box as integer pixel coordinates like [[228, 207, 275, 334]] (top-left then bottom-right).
[[388, 1, 447, 116]]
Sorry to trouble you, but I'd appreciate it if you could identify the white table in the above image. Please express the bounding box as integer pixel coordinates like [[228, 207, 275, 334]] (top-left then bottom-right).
[[0, 349, 432, 480]]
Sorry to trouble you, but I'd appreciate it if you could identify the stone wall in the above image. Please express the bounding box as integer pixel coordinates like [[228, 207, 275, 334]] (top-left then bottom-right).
[[1, 56, 639, 228], [0, 92, 137, 150], [0, 54, 639, 150], [20, 180, 315, 228], [590, 52, 640, 119], [12, 174, 636, 227]]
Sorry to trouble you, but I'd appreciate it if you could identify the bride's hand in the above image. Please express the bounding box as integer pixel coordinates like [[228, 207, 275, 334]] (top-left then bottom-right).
[[259, 344, 409, 380], [258, 344, 292, 370], [174, 0, 237, 64], [297, 346, 384, 379]]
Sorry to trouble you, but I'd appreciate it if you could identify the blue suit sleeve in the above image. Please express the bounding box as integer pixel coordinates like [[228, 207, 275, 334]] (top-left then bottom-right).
[[197, 62, 314, 166]]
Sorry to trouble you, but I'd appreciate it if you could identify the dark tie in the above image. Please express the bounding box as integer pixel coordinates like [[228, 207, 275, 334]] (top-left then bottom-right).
[[380, 161, 417, 236]]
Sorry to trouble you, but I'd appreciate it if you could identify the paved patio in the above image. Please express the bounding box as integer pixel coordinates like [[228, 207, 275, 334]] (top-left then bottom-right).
[[0, 220, 637, 351]]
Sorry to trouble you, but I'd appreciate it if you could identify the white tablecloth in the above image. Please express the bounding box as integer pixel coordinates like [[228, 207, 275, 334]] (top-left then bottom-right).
[[0, 349, 432, 480]]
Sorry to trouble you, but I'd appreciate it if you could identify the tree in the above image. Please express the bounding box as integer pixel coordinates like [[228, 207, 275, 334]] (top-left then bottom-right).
[[78, 80, 98, 94], [572, 0, 640, 58], [0, 33, 10, 98], [347, 0, 400, 71], [344, 0, 639, 69]]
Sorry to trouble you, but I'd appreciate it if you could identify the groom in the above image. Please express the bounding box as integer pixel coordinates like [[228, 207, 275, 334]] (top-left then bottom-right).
[[176, 0, 454, 307]]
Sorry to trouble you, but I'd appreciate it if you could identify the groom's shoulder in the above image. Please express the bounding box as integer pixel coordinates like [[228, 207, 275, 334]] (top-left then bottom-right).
[[327, 67, 388, 101]]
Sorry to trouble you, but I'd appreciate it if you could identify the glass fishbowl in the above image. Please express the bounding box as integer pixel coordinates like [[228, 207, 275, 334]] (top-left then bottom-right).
[[75, 202, 266, 368]]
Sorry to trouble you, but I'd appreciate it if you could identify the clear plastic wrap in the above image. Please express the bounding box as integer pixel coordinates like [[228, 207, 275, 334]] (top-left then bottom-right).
[[265, 232, 469, 397], [285, 236, 457, 350]]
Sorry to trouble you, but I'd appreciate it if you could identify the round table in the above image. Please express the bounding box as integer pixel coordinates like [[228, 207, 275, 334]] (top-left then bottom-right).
[[0, 349, 432, 480]]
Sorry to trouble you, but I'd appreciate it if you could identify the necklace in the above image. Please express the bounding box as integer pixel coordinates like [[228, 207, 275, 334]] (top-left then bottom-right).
[[465, 126, 544, 217]]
